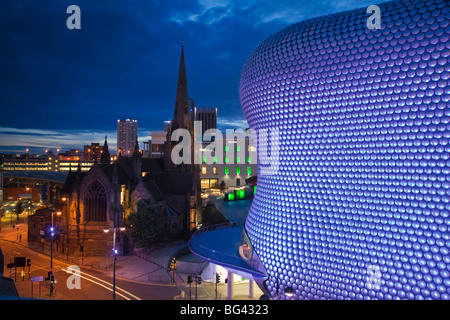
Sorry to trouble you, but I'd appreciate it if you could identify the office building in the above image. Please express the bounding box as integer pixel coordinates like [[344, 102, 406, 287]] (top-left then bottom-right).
[[199, 133, 257, 189], [191, 107, 218, 137]]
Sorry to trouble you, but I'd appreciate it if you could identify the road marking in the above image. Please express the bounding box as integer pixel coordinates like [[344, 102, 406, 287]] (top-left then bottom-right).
[[61, 267, 142, 300]]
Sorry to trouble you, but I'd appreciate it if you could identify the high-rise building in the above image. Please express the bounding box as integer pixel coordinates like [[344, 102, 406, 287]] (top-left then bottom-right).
[[117, 118, 138, 157], [191, 107, 217, 137]]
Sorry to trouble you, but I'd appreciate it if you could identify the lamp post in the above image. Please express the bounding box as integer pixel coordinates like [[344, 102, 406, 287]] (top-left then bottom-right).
[[103, 225, 125, 300], [61, 197, 69, 261], [50, 209, 61, 296]]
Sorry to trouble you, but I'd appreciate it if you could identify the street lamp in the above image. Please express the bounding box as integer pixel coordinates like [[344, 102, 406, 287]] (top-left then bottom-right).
[[50, 210, 61, 268], [50, 210, 61, 297], [103, 225, 125, 300], [61, 197, 69, 261]]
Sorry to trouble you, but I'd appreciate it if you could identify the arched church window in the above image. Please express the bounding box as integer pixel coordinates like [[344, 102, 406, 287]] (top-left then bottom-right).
[[84, 181, 107, 221]]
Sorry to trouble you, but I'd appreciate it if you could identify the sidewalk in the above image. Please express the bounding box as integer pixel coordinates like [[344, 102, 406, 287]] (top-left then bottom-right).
[[0, 214, 261, 300]]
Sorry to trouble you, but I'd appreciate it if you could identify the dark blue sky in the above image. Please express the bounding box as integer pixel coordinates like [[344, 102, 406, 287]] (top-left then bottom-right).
[[0, 0, 375, 153]]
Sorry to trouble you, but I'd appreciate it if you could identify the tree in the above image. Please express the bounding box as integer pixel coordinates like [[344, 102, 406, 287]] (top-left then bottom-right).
[[127, 199, 167, 248], [15, 200, 23, 222], [201, 203, 229, 227]]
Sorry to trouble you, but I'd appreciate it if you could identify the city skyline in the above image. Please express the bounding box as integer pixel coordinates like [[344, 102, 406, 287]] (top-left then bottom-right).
[[0, 0, 376, 154]]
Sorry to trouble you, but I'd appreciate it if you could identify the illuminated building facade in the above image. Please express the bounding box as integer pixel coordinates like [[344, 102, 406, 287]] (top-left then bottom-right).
[[190, 0, 449, 300], [199, 134, 258, 190]]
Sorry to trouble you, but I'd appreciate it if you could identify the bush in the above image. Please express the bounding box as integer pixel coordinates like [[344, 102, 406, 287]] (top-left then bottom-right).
[[201, 203, 229, 227]]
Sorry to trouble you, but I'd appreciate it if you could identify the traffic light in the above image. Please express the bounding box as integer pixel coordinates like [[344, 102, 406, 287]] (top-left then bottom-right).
[[50, 274, 56, 284], [168, 258, 176, 271], [197, 276, 202, 285], [187, 275, 193, 284], [216, 273, 220, 284]]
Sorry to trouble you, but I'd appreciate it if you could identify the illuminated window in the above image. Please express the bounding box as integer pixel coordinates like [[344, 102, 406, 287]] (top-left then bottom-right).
[[225, 156, 229, 163], [202, 156, 206, 163], [247, 156, 251, 163], [236, 156, 241, 163], [247, 167, 252, 175], [225, 167, 229, 175], [236, 167, 241, 175], [213, 167, 217, 175], [202, 167, 207, 175], [201, 179, 210, 189], [213, 156, 218, 163], [236, 146, 240, 152], [225, 146, 229, 152], [210, 179, 218, 188]]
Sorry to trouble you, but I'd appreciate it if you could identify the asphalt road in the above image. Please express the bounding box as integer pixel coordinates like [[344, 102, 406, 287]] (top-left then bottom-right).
[[0, 239, 182, 300]]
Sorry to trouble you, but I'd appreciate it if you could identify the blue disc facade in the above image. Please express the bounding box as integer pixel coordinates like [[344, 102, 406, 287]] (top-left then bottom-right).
[[239, 0, 449, 299]]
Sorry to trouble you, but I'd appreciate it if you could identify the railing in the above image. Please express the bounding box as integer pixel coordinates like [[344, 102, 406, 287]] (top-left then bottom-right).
[[191, 222, 240, 238]]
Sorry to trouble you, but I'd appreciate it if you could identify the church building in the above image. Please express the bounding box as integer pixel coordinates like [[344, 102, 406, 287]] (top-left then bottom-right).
[[59, 46, 202, 256]]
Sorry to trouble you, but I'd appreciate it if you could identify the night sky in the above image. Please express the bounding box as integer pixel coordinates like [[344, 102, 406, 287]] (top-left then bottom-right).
[[0, 0, 376, 154]]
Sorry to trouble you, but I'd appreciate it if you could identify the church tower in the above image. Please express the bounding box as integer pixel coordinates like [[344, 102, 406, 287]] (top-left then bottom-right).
[[164, 44, 202, 230], [100, 136, 110, 164], [165, 45, 195, 173]]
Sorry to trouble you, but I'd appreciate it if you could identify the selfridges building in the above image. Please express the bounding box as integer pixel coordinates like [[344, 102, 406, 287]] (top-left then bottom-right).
[[239, 0, 449, 299]]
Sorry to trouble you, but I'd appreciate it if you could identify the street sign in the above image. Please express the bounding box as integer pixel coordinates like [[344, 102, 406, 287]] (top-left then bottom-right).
[[14, 257, 26, 267], [30, 276, 44, 282], [40, 229, 45, 236]]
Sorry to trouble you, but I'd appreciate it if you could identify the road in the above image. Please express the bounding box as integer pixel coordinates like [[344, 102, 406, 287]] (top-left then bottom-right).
[[0, 239, 182, 300]]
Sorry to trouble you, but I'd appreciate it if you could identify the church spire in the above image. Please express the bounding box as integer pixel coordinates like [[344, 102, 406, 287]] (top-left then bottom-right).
[[165, 44, 195, 173], [101, 135, 110, 164], [133, 136, 140, 158], [172, 44, 192, 133]]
